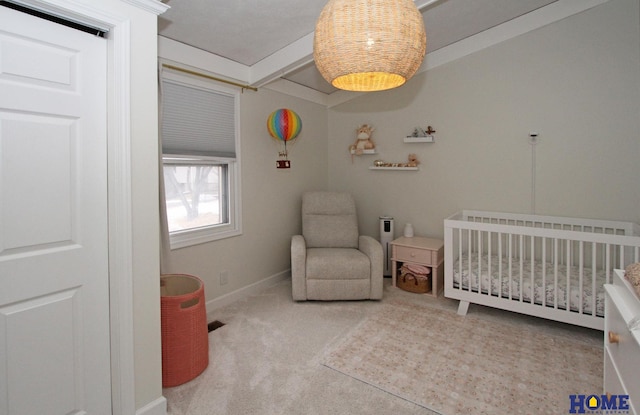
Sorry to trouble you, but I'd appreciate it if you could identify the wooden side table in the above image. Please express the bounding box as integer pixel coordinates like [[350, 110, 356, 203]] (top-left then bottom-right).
[[390, 236, 444, 297]]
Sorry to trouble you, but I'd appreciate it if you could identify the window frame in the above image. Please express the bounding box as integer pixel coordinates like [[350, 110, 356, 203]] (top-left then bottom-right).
[[160, 68, 242, 249]]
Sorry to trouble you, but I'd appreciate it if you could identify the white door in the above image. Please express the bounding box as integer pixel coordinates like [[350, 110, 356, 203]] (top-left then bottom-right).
[[0, 6, 111, 415]]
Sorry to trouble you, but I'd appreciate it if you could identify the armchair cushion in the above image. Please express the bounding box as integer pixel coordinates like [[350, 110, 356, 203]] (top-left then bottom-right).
[[302, 192, 358, 248], [306, 248, 370, 280]]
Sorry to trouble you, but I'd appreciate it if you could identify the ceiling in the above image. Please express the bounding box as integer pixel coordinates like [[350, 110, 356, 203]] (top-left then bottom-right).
[[158, 0, 558, 95]]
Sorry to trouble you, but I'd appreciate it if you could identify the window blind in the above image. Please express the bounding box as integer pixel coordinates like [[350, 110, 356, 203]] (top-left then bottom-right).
[[161, 79, 236, 158]]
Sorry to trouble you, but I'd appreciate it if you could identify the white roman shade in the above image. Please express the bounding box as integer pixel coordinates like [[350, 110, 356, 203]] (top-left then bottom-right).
[[161, 78, 236, 158]]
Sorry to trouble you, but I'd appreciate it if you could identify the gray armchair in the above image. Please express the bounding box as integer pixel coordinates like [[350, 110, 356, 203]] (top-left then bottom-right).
[[291, 191, 383, 301]]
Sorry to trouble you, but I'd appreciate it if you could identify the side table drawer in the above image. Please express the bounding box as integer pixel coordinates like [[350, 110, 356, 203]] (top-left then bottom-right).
[[394, 245, 436, 265]]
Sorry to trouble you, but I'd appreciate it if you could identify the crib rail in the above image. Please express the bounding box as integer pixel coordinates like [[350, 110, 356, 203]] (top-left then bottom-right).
[[444, 210, 640, 330]]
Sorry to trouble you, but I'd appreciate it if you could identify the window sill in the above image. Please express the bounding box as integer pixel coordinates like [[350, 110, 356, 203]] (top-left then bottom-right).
[[169, 226, 242, 250]]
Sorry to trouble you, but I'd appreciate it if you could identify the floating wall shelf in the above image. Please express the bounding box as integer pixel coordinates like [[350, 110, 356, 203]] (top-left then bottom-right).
[[350, 149, 377, 155], [369, 166, 419, 171], [404, 135, 434, 143]]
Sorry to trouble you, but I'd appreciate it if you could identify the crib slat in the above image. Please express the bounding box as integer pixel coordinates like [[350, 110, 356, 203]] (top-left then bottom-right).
[[456, 228, 460, 292], [605, 244, 611, 284], [591, 242, 596, 316], [498, 233, 503, 298], [519, 234, 524, 303], [508, 233, 513, 300], [487, 232, 492, 297], [554, 238, 559, 310], [477, 229, 482, 294], [475, 231, 482, 292], [530, 235, 534, 305], [578, 240, 584, 314], [542, 237, 547, 308], [566, 239, 571, 316], [467, 228, 472, 292]]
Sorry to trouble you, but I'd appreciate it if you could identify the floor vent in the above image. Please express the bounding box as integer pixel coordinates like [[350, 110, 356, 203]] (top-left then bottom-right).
[[208, 320, 225, 332]]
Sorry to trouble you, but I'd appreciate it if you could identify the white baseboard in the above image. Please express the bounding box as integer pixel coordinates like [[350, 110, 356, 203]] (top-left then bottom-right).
[[136, 396, 167, 415], [205, 269, 290, 313]]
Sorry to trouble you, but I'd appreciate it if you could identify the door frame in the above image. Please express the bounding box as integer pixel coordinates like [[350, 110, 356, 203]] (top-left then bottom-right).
[[9, 1, 168, 414]]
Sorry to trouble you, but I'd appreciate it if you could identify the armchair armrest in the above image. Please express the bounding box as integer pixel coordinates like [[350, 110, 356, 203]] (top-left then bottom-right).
[[291, 235, 307, 301], [359, 235, 384, 299]]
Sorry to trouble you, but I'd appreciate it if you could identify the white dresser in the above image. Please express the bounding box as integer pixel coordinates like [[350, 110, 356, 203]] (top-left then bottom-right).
[[604, 269, 640, 414]]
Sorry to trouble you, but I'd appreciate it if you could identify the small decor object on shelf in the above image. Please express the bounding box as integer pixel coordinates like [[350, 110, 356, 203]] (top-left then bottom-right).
[[404, 223, 414, 238], [349, 124, 376, 157], [405, 125, 436, 143], [406, 154, 420, 167], [369, 154, 420, 170], [411, 127, 427, 137], [267, 108, 302, 169]]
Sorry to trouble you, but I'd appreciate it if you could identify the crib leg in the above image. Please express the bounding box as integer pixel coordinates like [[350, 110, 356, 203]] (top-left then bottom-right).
[[457, 300, 470, 316]]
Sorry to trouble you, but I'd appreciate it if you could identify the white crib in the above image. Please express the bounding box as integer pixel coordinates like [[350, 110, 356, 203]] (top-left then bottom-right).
[[444, 210, 640, 330]]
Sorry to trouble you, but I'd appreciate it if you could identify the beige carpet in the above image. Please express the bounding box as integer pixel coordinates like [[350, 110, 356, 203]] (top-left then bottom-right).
[[323, 299, 603, 415]]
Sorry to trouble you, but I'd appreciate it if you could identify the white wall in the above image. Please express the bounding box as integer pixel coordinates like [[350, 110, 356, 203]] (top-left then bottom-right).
[[159, 41, 329, 307], [328, 0, 640, 240]]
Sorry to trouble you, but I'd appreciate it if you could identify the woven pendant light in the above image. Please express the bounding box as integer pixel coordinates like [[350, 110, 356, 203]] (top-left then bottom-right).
[[313, 0, 427, 92]]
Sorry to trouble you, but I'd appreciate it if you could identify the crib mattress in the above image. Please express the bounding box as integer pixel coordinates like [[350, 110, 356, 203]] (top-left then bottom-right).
[[452, 254, 606, 317]]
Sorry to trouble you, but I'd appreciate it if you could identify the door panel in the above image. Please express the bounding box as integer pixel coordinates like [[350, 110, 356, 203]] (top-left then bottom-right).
[[1, 113, 75, 251], [0, 6, 110, 415], [1, 30, 76, 90], [0, 289, 82, 414]]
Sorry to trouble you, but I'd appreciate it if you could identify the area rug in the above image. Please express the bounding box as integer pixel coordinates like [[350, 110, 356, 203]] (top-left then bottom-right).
[[322, 300, 602, 415]]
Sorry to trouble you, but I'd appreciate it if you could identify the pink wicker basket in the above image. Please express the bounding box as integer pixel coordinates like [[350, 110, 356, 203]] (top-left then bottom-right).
[[160, 274, 209, 387]]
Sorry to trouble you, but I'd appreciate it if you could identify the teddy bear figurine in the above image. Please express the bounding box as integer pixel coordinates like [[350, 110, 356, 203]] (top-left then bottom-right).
[[406, 153, 420, 167], [349, 124, 375, 155]]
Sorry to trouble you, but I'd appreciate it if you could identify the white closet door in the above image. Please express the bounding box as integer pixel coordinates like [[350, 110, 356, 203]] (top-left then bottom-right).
[[0, 6, 111, 414]]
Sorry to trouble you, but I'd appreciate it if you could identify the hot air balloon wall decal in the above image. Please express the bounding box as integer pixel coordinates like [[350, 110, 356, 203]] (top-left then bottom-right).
[[267, 109, 302, 169]]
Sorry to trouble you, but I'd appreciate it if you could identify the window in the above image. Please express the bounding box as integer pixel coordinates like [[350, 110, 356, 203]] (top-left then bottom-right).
[[160, 69, 241, 248]]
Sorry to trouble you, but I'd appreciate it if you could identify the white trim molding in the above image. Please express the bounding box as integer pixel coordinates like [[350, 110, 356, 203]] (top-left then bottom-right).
[[105, 16, 136, 415], [205, 270, 291, 313], [135, 396, 168, 415], [6, 0, 113, 30], [420, 0, 610, 74], [159, 37, 251, 85], [250, 32, 314, 88], [263, 78, 329, 107], [122, 0, 169, 15]]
